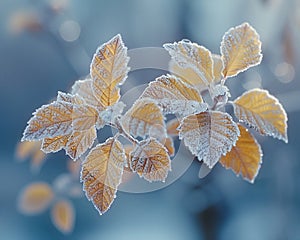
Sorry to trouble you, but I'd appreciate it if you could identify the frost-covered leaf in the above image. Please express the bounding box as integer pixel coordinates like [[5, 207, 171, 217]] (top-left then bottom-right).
[[220, 124, 262, 183], [22, 101, 74, 141], [179, 111, 240, 168], [71, 79, 105, 110], [121, 99, 165, 138], [212, 54, 224, 83], [221, 22, 262, 78], [81, 137, 125, 215], [57, 91, 84, 105], [233, 89, 288, 142], [130, 138, 171, 182], [65, 127, 97, 160], [18, 182, 53, 215], [210, 84, 230, 101], [141, 75, 207, 116], [164, 40, 214, 87], [91, 34, 129, 108], [166, 118, 180, 136], [72, 104, 98, 131], [100, 101, 125, 124], [163, 137, 175, 157], [41, 135, 69, 153], [51, 200, 75, 234]]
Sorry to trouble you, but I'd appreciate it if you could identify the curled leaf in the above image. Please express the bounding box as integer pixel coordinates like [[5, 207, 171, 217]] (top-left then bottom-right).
[[18, 182, 53, 215], [130, 138, 171, 182], [221, 22, 262, 78], [81, 137, 125, 215], [51, 200, 75, 234], [179, 111, 240, 168], [233, 88, 288, 142], [220, 124, 262, 183]]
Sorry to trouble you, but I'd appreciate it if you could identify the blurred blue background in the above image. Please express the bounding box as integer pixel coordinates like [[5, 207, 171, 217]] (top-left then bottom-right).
[[1, 0, 300, 239]]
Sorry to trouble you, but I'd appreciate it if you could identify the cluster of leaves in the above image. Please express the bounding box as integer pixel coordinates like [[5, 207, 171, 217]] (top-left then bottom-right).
[[21, 23, 288, 217]]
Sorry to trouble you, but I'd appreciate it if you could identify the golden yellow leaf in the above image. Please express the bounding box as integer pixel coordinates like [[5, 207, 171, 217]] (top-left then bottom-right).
[[141, 75, 207, 116], [169, 60, 207, 90], [233, 89, 288, 142], [220, 124, 262, 183], [22, 101, 74, 141], [18, 182, 53, 214], [221, 22, 262, 78], [179, 111, 240, 168], [72, 104, 98, 131], [16, 140, 41, 160], [164, 40, 214, 87], [51, 200, 75, 234], [91, 34, 129, 108], [41, 135, 69, 153], [81, 137, 125, 215], [212, 54, 224, 83], [130, 138, 171, 182], [121, 99, 165, 138], [65, 127, 97, 160], [166, 118, 180, 136]]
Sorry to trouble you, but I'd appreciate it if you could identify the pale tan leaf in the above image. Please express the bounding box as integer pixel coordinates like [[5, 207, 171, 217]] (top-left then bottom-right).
[[41, 135, 69, 153], [121, 99, 165, 138], [72, 104, 98, 131], [221, 22, 262, 78], [212, 54, 224, 83], [51, 200, 75, 234], [164, 40, 214, 87], [130, 138, 171, 182], [22, 101, 73, 141], [16, 140, 41, 161], [141, 75, 207, 116], [71, 79, 105, 110], [91, 34, 129, 108], [166, 118, 180, 136], [163, 137, 175, 157], [81, 137, 125, 215], [18, 182, 53, 214], [179, 111, 240, 168], [31, 149, 47, 172], [220, 124, 262, 183], [65, 127, 97, 160], [233, 89, 288, 142]]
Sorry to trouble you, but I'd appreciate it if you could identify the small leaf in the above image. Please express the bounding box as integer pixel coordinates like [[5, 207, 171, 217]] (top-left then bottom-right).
[[41, 135, 69, 153], [166, 118, 180, 136], [130, 138, 171, 182], [121, 99, 165, 138], [91, 34, 129, 108], [22, 101, 74, 141], [164, 40, 214, 87], [233, 88, 288, 142], [141, 75, 207, 116], [81, 137, 125, 215], [65, 127, 97, 160], [220, 124, 262, 183], [163, 137, 175, 157], [18, 182, 53, 215], [221, 22, 262, 78], [212, 54, 224, 83], [179, 111, 240, 168], [51, 200, 75, 234]]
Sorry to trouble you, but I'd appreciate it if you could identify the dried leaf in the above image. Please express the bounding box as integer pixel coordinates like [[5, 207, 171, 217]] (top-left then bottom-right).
[[51, 200, 75, 234], [164, 40, 214, 87], [221, 22, 262, 78], [18, 182, 53, 215], [163, 137, 175, 157], [81, 137, 125, 215], [233, 88, 288, 142], [65, 127, 97, 160], [141, 75, 207, 116], [22, 101, 74, 141], [72, 104, 98, 131], [220, 124, 262, 183], [121, 99, 165, 138], [212, 54, 224, 82], [91, 34, 129, 108], [166, 118, 180, 136], [179, 111, 240, 168], [41, 135, 69, 153], [130, 138, 171, 182]]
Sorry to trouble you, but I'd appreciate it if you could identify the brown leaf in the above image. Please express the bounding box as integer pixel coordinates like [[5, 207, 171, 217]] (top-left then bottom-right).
[[81, 137, 125, 215], [41, 135, 69, 153], [166, 118, 180, 136], [220, 124, 262, 183], [51, 200, 75, 234]]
